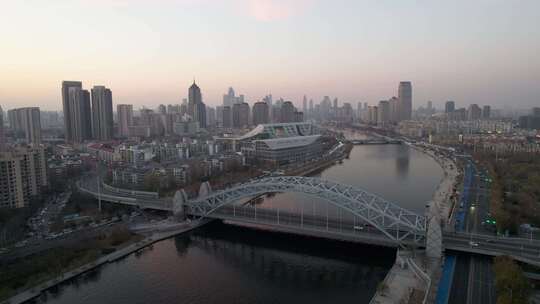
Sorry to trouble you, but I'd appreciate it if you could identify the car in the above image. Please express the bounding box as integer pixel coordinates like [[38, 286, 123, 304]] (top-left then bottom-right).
[[353, 225, 364, 231], [469, 241, 479, 247]]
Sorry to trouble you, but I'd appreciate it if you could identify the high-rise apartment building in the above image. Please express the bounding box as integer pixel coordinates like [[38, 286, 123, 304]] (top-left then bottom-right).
[[377, 100, 390, 126], [91, 86, 113, 141], [61, 81, 82, 142], [0, 145, 47, 208], [8, 107, 42, 144], [222, 106, 232, 128], [445, 101, 455, 113], [252, 101, 269, 125], [280, 101, 296, 123], [482, 105, 491, 119], [117, 104, 133, 137], [233, 102, 250, 128], [468, 104, 482, 120], [398, 81, 412, 121], [68, 87, 92, 143], [0, 105, 4, 150]]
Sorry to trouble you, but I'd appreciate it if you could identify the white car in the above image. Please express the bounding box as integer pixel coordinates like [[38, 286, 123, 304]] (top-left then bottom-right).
[[469, 241, 479, 247]]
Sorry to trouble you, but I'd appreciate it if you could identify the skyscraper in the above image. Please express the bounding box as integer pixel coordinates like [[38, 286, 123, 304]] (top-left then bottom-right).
[[188, 81, 206, 128], [482, 105, 491, 119], [233, 102, 250, 128], [398, 81, 412, 121], [61, 81, 82, 142], [91, 85, 113, 141], [468, 104, 482, 120], [8, 107, 42, 144], [377, 100, 390, 126], [68, 87, 92, 143], [252, 101, 269, 125], [188, 81, 202, 118], [222, 106, 232, 128], [445, 101, 455, 113], [117, 104, 133, 137], [280, 101, 295, 123], [303, 95, 308, 114], [0, 105, 4, 150]]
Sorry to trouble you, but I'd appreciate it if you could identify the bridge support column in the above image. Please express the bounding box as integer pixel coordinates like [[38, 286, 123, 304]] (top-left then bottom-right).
[[173, 189, 188, 220], [198, 181, 212, 198]]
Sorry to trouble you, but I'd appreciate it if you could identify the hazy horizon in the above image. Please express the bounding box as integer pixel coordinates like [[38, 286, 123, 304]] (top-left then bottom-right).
[[1, 0, 539, 111]]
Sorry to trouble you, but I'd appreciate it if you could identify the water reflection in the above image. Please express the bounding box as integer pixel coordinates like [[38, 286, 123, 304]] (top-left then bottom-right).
[[395, 146, 410, 178]]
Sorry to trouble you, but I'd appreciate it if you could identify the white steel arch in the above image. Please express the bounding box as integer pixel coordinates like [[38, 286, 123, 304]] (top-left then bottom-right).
[[185, 176, 427, 245]]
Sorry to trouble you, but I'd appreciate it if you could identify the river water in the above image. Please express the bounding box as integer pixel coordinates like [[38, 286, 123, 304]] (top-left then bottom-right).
[[35, 135, 443, 304]]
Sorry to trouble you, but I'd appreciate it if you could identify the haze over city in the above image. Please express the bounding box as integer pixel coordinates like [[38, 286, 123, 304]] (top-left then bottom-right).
[[2, 0, 540, 110]]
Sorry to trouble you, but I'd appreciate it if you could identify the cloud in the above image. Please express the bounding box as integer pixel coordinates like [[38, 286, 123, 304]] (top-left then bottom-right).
[[245, 0, 312, 22]]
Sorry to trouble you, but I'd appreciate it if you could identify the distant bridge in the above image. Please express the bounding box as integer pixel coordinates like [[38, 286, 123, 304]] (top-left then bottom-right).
[[349, 139, 402, 145]]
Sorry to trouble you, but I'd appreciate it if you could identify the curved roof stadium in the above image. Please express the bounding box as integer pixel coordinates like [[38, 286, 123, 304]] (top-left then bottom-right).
[[238, 122, 320, 141]]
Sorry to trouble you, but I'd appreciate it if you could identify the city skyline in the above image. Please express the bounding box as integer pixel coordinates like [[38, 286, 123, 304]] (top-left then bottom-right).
[[1, 0, 539, 110]]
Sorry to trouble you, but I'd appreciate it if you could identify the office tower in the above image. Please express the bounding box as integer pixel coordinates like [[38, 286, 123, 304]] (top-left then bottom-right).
[[333, 98, 338, 109], [398, 81, 412, 121], [0, 145, 47, 208], [232, 102, 250, 128], [388, 97, 399, 123], [252, 101, 269, 125], [68, 87, 92, 143], [309, 99, 314, 118], [445, 101, 455, 113], [377, 100, 390, 126], [188, 81, 202, 118], [427, 101, 433, 111], [0, 105, 4, 150], [117, 104, 133, 137], [468, 104, 482, 120], [263, 94, 273, 108], [188, 81, 206, 128], [533, 107, 540, 116], [8, 107, 42, 144], [303, 95, 308, 114], [61, 81, 82, 142], [272, 106, 281, 123], [482, 105, 491, 119], [91, 86, 113, 141], [280, 101, 295, 123], [222, 106, 232, 128], [294, 111, 304, 122]]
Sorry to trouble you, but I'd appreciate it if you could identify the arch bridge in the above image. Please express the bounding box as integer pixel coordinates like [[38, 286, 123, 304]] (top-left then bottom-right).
[[181, 176, 427, 246]]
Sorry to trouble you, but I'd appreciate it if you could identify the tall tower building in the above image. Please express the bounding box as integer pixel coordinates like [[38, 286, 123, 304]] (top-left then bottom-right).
[[302, 95, 308, 114], [188, 81, 206, 129], [61, 81, 82, 142], [8, 107, 42, 144], [117, 104, 133, 137], [482, 105, 491, 119], [233, 102, 249, 128], [91, 85, 113, 141], [398, 81, 412, 121], [252, 101, 269, 125], [280, 101, 296, 123], [222, 106, 232, 128], [377, 100, 390, 126], [68, 87, 92, 143], [445, 101, 455, 113], [0, 105, 4, 150], [188, 81, 202, 118]]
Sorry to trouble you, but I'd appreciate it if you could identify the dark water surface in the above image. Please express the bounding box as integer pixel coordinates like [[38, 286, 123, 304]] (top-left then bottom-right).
[[36, 142, 442, 304]]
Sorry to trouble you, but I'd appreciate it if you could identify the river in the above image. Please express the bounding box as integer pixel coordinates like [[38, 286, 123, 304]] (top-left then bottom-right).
[[34, 135, 443, 304]]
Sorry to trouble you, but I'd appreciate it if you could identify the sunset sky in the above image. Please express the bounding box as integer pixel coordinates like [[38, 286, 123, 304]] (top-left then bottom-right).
[[1, 0, 539, 111]]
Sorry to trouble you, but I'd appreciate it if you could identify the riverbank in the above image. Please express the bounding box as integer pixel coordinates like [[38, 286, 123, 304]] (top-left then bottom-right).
[[1, 220, 209, 304]]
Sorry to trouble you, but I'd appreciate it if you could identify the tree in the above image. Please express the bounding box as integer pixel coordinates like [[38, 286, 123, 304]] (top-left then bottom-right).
[[493, 256, 530, 304]]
